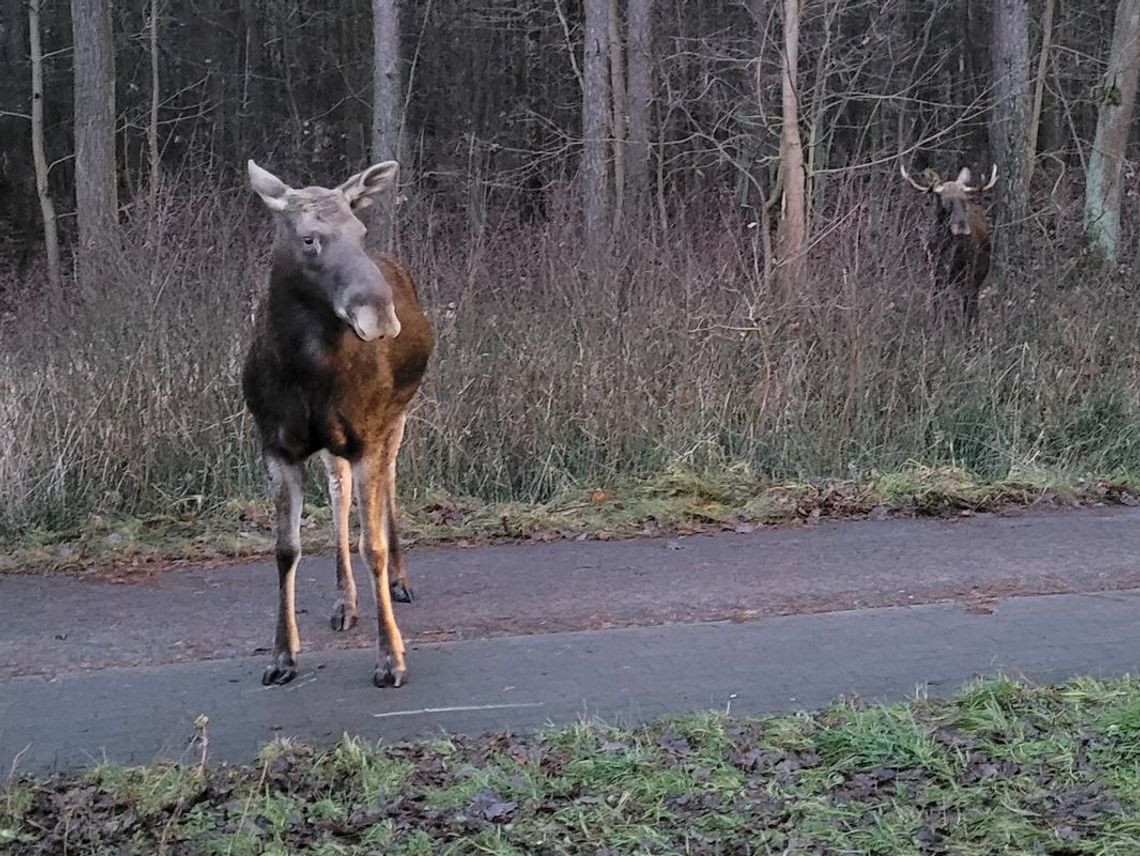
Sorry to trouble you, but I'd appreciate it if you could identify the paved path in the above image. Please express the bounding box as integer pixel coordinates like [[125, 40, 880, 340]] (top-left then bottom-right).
[[2, 508, 1139, 775], [4, 508, 1140, 678], [3, 591, 1138, 775]]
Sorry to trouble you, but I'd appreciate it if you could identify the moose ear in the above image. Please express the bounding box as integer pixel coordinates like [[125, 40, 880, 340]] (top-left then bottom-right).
[[247, 160, 291, 212], [955, 167, 972, 185], [337, 161, 399, 211]]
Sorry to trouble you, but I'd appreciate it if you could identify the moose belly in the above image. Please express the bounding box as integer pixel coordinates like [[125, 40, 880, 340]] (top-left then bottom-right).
[[267, 407, 368, 464]]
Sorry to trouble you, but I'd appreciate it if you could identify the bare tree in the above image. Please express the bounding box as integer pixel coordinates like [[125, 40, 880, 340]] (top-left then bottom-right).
[[989, 0, 1031, 266], [239, 0, 264, 123], [70, 0, 118, 284], [1085, 0, 1140, 261], [1025, 0, 1057, 187], [372, 0, 402, 249], [777, 0, 806, 293], [625, 0, 653, 209], [29, 0, 61, 289], [582, 0, 611, 246], [372, 0, 401, 163], [147, 0, 161, 211], [608, 0, 626, 228]]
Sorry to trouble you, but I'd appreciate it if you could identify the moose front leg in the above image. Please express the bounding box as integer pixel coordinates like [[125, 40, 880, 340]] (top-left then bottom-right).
[[321, 452, 359, 630], [354, 452, 407, 688], [263, 456, 304, 685]]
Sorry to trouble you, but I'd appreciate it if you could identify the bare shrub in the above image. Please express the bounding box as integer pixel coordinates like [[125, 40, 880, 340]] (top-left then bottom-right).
[[1, 176, 1138, 537]]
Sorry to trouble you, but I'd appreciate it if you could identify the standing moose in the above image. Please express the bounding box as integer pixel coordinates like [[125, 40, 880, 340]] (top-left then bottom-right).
[[900, 162, 998, 326], [242, 159, 433, 689]]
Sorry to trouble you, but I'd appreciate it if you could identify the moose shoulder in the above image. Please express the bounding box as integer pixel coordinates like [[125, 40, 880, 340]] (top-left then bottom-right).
[[242, 159, 434, 689], [901, 162, 997, 327]]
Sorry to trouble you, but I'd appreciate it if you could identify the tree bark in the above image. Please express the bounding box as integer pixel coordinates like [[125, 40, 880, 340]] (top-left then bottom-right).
[[372, 0, 401, 163], [1085, 0, 1140, 261], [239, 0, 264, 151], [582, 0, 611, 248], [777, 0, 806, 294], [70, 0, 118, 285], [608, 0, 626, 231], [371, 0, 402, 251], [29, 0, 61, 289], [990, 0, 1031, 266], [1025, 0, 1056, 188], [147, 0, 160, 211], [625, 0, 653, 208]]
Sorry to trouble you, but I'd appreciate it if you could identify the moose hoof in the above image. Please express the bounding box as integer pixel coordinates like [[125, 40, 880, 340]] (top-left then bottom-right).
[[330, 601, 358, 632], [373, 660, 407, 688], [262, 654, 298, 686], [390, 582, 414, 604]]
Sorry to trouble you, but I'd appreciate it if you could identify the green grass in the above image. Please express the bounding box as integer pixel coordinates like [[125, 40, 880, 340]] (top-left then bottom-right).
[[6, 677, 1140, 854], [2, 463, 1138, 576]]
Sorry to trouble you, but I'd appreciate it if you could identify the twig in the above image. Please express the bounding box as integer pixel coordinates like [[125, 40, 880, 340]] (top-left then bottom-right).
[[6, 744, 31, 784], [192, 714, 209, 774]]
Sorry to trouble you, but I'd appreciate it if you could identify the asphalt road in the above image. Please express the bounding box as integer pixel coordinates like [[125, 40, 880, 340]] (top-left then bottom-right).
[[2, 508, 1139, 775]]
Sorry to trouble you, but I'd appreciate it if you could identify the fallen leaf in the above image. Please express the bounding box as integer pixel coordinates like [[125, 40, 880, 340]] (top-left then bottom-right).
[[468, 789, 517, 823]]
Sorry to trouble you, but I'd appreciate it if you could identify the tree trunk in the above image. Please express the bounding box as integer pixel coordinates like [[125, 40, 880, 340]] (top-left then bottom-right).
[[608, 0, 626, 231], [582, 0, 611, 248], [29, 0, 61, 289], [1025, 0, 1056, 188], [989, 0, 1031, 269], [1085, 0, 1140, 261], [239, 0, 264, 151], [371, 0, 402, 251], [777, 0, 806, 294], [625, 0, 652, 209], [372, 0, 401, 163], [147, 0, 160, 211], [70, 0, 118, 286]]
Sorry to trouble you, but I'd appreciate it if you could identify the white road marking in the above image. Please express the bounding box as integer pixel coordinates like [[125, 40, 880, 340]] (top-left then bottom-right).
[[371, 702, 545, 719]]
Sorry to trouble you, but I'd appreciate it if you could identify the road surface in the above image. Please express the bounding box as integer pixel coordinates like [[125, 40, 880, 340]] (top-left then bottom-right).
[[2, 508, 1138, 775]]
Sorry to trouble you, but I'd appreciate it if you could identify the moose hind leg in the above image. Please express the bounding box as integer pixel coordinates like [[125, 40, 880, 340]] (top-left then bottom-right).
[[263, 456, 304, 685], [321, 451, 359, 630], [386, 413, 413, 604], [355, 451, 407, 688], [387, 494, 412, 603]]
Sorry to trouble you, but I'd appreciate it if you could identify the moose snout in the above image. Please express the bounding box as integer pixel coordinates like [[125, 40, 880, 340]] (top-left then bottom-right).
[[341, 298, 401, 341]]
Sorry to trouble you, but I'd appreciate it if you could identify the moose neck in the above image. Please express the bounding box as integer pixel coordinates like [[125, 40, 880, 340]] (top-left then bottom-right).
[[266, 253, 350, 356]]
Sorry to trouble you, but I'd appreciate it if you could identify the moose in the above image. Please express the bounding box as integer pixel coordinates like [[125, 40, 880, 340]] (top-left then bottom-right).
[[242, 158, 433, 689], [900, 161, 998, 326]]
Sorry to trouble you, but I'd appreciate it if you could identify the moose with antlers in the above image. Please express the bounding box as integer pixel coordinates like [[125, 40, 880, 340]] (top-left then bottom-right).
[[901, 161, 998, 327]]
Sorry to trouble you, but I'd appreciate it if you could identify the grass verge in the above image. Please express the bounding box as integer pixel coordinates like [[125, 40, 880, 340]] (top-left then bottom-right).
[[5, 676, 1140, 854], [1, 464, 1137, 577]]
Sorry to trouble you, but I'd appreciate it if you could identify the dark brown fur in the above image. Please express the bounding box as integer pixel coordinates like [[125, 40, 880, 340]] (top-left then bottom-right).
[[926, 200, 991, 327], [902, 163, 997, 328], [243, 256, 433, 466]]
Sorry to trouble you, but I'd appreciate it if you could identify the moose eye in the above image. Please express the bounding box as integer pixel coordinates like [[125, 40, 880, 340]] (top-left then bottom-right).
[[302, 236, 317, 247]]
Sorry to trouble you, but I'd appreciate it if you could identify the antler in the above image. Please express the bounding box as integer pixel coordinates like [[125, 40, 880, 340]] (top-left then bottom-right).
[[900, 161, 935, 192], [966, 164, 998, 192]]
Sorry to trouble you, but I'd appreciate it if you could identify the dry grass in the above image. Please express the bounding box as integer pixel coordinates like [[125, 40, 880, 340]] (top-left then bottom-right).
[[6, 676, 1140, 854], [3, 463, 1138, 576], [1, 176, 1138, 545]]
